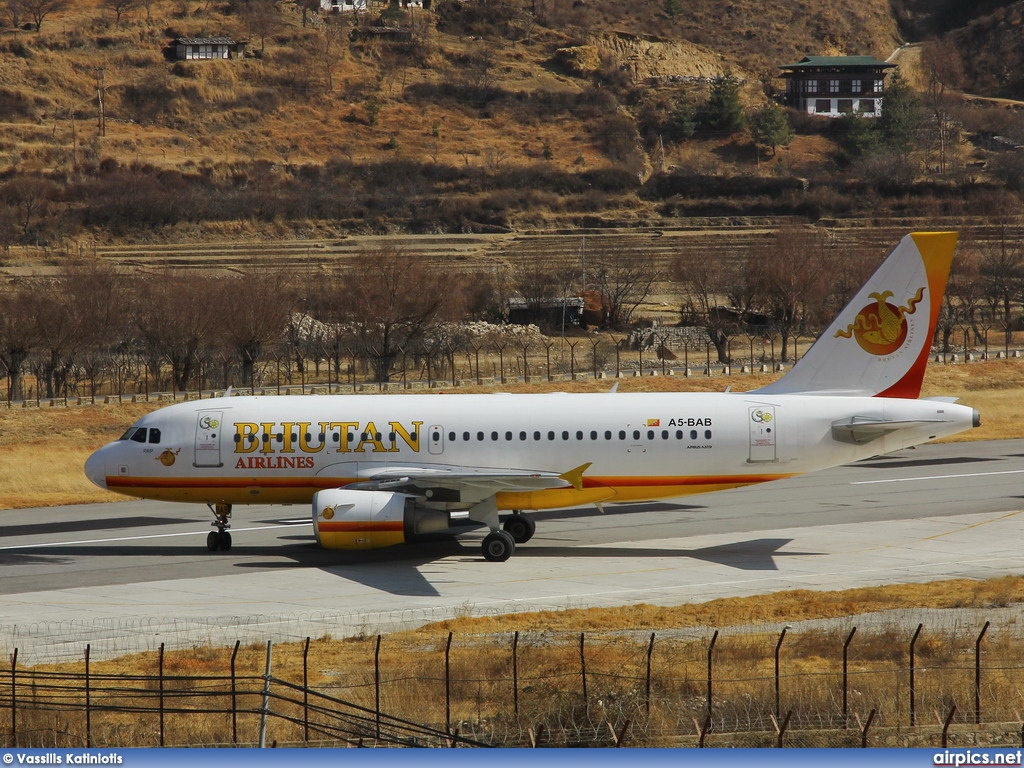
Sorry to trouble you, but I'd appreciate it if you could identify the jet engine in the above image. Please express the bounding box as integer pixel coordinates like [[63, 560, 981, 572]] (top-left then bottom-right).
[[312, 488, 452, 550]]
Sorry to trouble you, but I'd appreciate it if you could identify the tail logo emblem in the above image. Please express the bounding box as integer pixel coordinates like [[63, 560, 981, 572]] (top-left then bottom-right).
[[835, 287, 925, 356]]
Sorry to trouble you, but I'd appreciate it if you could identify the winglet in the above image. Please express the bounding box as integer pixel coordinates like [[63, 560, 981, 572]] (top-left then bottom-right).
[[752, 232, 957, 398], [559, 462, 592, 491]]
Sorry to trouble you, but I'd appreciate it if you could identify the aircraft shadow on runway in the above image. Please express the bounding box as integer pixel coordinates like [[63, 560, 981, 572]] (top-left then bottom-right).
[[1, 530, 817, 598]]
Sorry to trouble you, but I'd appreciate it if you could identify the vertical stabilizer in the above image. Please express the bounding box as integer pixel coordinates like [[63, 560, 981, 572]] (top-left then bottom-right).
[[752, 231, 958, 398]]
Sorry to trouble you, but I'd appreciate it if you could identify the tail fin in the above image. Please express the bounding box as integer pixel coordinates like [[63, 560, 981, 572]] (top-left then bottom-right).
[[752, 231, 957, 398]]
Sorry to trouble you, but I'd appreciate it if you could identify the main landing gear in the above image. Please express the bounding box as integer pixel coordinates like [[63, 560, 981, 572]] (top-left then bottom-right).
[[206, 502, 233, 552], [481, 512, 537, 562]]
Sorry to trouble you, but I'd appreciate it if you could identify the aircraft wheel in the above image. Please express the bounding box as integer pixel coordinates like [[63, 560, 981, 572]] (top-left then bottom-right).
[[218, 531, 232, 551], [482, 530, 515, 562], [503, 514, 536, 544], [206, 531, 220, 552]]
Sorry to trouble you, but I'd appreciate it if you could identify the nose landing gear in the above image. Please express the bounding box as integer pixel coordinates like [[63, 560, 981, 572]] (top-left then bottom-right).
[[206, 502, 233, 551]]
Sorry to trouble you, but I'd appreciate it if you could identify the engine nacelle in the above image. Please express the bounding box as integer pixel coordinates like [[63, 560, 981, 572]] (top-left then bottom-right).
[[312, 488, 452, 550]]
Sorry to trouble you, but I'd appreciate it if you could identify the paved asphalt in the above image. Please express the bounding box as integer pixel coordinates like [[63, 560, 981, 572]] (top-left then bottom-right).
[[2, 439, 1023, 661]]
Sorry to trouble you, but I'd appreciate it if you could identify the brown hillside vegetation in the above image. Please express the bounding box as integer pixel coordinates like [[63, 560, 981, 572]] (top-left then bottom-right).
[[0, 0, 1022, 246]]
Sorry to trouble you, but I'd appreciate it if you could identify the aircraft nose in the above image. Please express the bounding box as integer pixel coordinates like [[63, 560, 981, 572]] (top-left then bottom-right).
[[85, 449, 108, 490]]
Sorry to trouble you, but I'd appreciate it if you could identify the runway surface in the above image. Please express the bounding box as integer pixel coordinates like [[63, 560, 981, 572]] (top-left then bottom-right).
[[3, 439, 1024, 662]]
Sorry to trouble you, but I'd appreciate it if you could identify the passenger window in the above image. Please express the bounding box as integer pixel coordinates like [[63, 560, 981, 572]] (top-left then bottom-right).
[[647, 430, 654, 440], [576, 430, 583, 440], [505, 431, 512, 441], [463, 432, 470, 441], [562, 431, 569, 440], [547, 431, 555, 441], [590, 431, 597, 440], [533, 431, 541, 441], [477, 431, 484, 441], [605, 431, 612, 440], [448, 431, 456, 441], [661, 430, 668, 440], [618, 430, 626, 440], [705, 429, 712, 439], [676, 430, 683, 439], [633, 430, 640, 440], [519, 431, 527, 441], [690, 430, 698, 440], [491, 431, 498, 441]]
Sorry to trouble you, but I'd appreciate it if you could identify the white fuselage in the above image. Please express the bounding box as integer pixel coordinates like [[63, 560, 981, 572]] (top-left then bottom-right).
[[85, 391, 978, 511]]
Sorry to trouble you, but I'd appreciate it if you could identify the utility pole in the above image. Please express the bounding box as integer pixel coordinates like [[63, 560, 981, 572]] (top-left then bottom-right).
[[96, 68, 106, 137]]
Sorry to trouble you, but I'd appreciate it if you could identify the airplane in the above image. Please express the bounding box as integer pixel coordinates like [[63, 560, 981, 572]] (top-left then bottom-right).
[[85, 231, 979, 561]]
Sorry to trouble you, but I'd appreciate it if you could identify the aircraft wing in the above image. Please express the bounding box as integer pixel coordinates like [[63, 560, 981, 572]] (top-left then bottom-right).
[[344, 462, 591, 498], [831, 416, 954, 445]]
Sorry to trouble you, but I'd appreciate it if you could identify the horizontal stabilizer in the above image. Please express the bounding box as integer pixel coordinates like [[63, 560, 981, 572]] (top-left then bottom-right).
[[831, 415, 952, 445]]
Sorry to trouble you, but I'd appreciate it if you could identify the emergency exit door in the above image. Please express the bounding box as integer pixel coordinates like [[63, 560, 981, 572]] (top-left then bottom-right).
[[194, 410, 224, 467], [748, 406, 777, 462]]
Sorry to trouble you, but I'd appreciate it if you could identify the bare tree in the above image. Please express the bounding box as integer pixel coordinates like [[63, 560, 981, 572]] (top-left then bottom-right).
[[675, 248, 753, 364], [978, 223, 1024, 351], [0, 283, 40, 401], [920, 39, 965, 176], [335, 248, 456, 383], [749, 226, 831, 362], [102, 0, 137, 26], [5, 0, 23, 28], [319, 10, 350, 93], [236, 0, 283, 54], [20, 0, 66, 31], [211, 270, 293, 388], [0, 177, 54, 242], [130, 271, 218, 392], [590, 247, 659, 330]]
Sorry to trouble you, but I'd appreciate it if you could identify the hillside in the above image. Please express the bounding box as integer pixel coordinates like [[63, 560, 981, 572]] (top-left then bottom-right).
[[0, 0, 1022, 246]]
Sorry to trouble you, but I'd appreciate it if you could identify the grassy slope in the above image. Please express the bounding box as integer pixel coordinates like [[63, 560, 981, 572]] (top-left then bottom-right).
[[0, 0, 900, 181]]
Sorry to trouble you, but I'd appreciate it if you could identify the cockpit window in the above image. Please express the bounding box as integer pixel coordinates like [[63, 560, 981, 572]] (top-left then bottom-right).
[[119, 426, 160, 444]]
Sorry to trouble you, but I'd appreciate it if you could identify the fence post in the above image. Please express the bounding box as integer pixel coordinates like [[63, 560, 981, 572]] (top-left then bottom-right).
[[303, 637, 311, 742], [857, 708, 877, 748], [231, 640, 240, 745], [843, 627, 857, 727], [645, 632, 655, 718], [85, 644, 92, 749], [774, 627, 788, 717], [694, 712, 712, 748], [374, 635, 382, 740], [975, 621, 990, 725], [579, 633, 587, 703], [445, 631, 453, 733], [706, 630, 718, 723], [10, 648, 17, 747], [512, 631, 519, 720], [159, 643, 165, 747], [942, 705, 957, 748], [771, 710, 792, 748], [258, 641, 273, 749], [909, 623, 923, 727]]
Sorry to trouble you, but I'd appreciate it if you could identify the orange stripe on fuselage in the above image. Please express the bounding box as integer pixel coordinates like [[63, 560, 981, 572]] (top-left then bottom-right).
[[103, 473, 797, 507]]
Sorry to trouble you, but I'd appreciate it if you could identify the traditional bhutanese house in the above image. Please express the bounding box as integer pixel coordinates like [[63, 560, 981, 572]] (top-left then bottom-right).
[[779, 55, 896, 118], [173, 36, 245, 60]]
